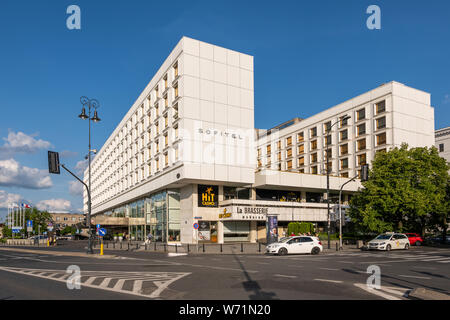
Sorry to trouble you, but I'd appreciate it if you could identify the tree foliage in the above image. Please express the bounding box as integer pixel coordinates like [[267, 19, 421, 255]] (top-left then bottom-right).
[[349, 144, 449, 236]]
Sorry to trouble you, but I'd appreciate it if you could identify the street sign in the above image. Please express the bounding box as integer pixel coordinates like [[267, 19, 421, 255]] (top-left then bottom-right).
[[96, 224, 101, 229], [48, 151, 61, 174], [193, 223, 199, 229], [98, 228, 106, 237], [27, 220, 33, 227], [12, 227, 22, 233]]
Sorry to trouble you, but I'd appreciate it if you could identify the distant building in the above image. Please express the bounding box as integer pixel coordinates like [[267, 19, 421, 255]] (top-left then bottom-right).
[[50, 213, 84, 229], [436, 126, 450, 164]]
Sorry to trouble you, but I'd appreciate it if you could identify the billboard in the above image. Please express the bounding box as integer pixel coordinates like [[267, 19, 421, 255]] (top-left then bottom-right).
[[198, 185, 218, 207], [266, 215, 278, 244]]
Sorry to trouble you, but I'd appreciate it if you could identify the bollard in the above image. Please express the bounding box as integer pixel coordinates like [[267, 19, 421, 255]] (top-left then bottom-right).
[[336, 242, 338, 251], [127, 243, 130, 251], [175, 245, 178, 253], [145, 243, 147, 251], [203, 243, 205, 253], [136, 243, 139, 250], [100, 241, 104, 256], [154, 242, 157, 251], [113, 242, 115, 249], [241, 243, 243, 253], [259, 242, 261, 253], [220, 243, 223, 253], [164, 244, 167, 252], [120, 242, 122, 249], [187, 243, 190, 253]]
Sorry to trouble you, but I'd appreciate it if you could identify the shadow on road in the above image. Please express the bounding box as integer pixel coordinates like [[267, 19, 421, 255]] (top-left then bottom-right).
[[231, 251, 278, 300]]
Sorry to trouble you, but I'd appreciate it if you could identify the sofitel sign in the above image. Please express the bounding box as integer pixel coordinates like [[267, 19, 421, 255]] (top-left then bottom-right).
[[198, 128, 244, 140]]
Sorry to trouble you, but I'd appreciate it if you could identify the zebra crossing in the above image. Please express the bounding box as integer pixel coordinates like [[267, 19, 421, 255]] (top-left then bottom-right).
[[0, 266, 191, 299]]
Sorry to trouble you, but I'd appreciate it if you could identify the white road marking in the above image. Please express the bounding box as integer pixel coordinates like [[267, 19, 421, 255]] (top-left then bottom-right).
[[0, 266, 190, 299], [319, 268, 339, 271], [398, 274, 432, 280], [314, 279, 343, 283], [274, 274, 297, 278], [354, 283, 403, 300]]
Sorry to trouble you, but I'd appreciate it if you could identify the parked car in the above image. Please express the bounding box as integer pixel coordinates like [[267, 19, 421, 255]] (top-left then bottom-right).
[[405, 233, 424, 246], [266, 236, 323, 255], [368, 233, 410, 251], [426, 235, 450, 245]]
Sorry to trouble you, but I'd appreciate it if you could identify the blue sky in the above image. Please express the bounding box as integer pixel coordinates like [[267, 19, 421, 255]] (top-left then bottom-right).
[[0, 0, 449, 220]]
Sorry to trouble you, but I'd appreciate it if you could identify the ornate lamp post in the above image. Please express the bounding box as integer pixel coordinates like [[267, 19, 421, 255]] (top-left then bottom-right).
[[78, 96, 101, 254]]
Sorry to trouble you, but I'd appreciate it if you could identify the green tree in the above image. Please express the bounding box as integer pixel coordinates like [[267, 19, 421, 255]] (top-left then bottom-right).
[[349, 144, 449, 236]]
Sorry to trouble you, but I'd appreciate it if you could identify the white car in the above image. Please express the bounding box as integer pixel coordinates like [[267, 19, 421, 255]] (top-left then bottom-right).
[[368, 233, 410, 251], [266, 236, 323, 255]]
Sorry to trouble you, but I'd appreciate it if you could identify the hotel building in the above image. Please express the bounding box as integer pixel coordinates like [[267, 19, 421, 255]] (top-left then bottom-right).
[[436, 126, 450, 165], [84, 37, 435, 244]]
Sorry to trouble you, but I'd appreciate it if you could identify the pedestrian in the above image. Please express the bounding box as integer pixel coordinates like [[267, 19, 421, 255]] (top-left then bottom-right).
[[146, 233, 153, 244]]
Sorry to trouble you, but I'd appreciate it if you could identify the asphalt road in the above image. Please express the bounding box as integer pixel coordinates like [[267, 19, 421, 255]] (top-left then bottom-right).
[[0, 244, 449, 300]]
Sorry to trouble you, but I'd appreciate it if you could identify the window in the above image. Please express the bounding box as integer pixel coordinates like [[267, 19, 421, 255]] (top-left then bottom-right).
[[298, 132, 304, 142], [324, 121, 331, 133], [324, 135, 331, 146], [358, 153, 367, 166], [156, 123, 159, 134], [298, 156, 304, 166], [439, 143, 444, 152], [286, 148, 292, 158], [340, 129, 348, 141], [357, 123, 366, 136], [174, 62, 179, 78], [298, 144, 304, 154], [155, 86, 159, 98], [156, 141, 159, 153], [340, 143, 348, 155], [257, 159, 262, 167], [299, 168, 305, 173], [376, 117, 386, 130], [164, 134, 168, 147], [357, 138, 366, 151], [340, 158, 349, 169], [287, 160, 293, 170], [165, 153, 168, 167], [311, 140, 317, 150], [376, 100, 385, 114], [341, 172, 349, 178], [376, 148, 386, 154], [324, 149, 332, 159], [311, 166, 318, 174], [277, 152, 281, 161], [156, 158, 159, 171], [164, 114, 168, 127], [357, 108, 365, 121], [310, 127, 317, 138], [340, 115, 349, 127], [174, 125, 179, 139], [377, 132, 387, 146], [174, 83, 179, 98], [286, 136, 292, 146], [311, 153, 317, 163], [278, 163, 282, 170], [257, 148, 261, 157], [173, 103, 179, 118], [164, 75, 168, 89], [266, 145, 271, 154], [277, 140, 281, 150], [164, 95, 168, 108]]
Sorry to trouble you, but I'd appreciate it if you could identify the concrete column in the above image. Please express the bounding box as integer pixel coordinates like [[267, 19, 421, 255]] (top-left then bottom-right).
[[249, 221, 257, 243], [301, 191, 306, 202], [218, 220, 224, 244], [251, 188, 256, 200]]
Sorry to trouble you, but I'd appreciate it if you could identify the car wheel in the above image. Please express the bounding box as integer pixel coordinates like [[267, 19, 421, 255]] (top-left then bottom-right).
[[386, 244, 391, 252], [415, 241, 421, 246], [404, 243, 409, 250], [311, 247, 320, 255], [278, 248, 288, 256]]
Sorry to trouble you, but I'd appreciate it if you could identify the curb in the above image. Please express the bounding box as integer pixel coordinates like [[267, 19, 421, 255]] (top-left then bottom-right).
[[0, 247, 119, 260]]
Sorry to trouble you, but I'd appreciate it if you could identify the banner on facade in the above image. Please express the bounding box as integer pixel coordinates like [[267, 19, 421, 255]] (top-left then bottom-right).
[[198, 221, 211, 241], [266, 215, 278, 244], [198, 185, 218, 207]]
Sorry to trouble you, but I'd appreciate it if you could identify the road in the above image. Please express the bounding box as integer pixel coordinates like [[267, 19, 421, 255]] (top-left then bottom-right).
[[0, 244, 449, 300]]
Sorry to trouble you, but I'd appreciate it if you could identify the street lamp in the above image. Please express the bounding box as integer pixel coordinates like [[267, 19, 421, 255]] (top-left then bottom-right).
[[78, 96, 101, 254], [325, 115, 350, 249]]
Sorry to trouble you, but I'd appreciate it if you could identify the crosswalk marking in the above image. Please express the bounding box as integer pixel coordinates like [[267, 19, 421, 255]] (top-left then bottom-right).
[[0, 266, 190, 299], [354, 283, 410, 300]]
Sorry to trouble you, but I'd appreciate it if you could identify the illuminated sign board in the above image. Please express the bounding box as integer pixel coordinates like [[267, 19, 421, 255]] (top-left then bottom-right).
[[198, 185, 218, 207]]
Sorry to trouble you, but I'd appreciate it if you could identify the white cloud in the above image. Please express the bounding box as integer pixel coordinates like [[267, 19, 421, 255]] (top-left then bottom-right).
[[36, 199, 71, 213], [75, 159, 88, 175], [0, 190, 24, 209], [69, 180, 84, 196], [0, 131, 52, 158], [0, 158, 52, 189], [60, 150, 78, 159]]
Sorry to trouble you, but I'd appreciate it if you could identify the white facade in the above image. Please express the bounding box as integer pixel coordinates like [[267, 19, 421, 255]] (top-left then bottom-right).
[[436, 126, 450, 164], [256, 81, 435, 179], [84, 37, 436, 244], [84, 37, 255, 215]]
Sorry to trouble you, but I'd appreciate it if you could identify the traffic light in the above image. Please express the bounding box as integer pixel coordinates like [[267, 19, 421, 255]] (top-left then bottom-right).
[[361, 164, 369, 182], [48, 151, 60, 174]]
